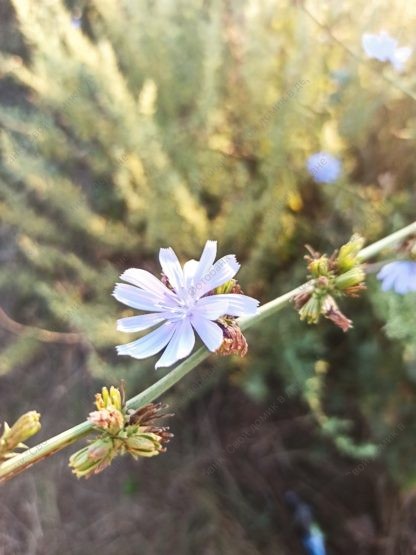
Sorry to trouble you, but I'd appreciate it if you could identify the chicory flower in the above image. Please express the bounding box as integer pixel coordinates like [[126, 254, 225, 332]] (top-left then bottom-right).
[[113, 241, 259, 368]]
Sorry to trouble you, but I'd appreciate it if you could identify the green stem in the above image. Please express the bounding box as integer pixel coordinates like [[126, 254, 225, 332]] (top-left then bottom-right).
[[0, 222, 415, 483], [358, 221, 416, 261]]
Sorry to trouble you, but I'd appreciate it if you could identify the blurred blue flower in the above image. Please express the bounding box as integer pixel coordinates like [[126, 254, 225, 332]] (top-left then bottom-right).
[[306, 152, 341, 184], [302, 529, 326, 555], [71, 17, 82, 29], [362, 32, 411, 72], [113, 240, 259, 368], [377, 261, 416, 294]]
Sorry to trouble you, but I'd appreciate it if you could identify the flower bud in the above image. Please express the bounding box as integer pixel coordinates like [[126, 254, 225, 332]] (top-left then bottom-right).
[[124, 432, 164, 458], [95, 386, 122, 411], [69, 437, 115, 478], [214, 279, 238, 295], [0, 411, 41, 459], [336, 234, 365, 272], [88, 406, 125, 435], [334, 267, 366, 291], [308, 256, 330, 277], [298, 294, 322, 324]]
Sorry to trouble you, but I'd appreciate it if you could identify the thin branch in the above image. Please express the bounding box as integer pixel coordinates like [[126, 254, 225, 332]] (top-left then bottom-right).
[[0, 307, 85, 345]]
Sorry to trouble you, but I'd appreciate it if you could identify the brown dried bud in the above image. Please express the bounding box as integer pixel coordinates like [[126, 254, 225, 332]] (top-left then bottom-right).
[[216, 320, 248, 357], [127, 403, 174, 452], [343, 283, 367, 298], [322, 296, 353, 332], [292, 283, 314, 310], [128, 402, 174, 427]]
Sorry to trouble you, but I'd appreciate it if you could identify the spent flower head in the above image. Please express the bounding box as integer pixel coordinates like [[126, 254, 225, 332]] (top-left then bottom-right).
[[113, 240, 259, 368]]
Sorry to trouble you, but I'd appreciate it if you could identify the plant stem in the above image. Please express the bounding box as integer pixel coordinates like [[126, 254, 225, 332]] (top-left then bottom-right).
[[0, 222, 415, 483], [358, 221, 416, 261]]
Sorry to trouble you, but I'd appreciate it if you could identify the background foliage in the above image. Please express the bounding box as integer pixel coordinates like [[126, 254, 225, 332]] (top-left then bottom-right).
[[0, 0, 415, 553]]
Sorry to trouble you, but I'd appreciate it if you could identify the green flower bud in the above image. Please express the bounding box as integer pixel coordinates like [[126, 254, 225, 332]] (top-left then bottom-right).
[[336, 234, 365, 272], [124, 432, 164, 458], [214, 279, 237, 294], [69, 437, 115, 478], [0, 411, 41, 458], [308, 256, 330, 277], [95, 386, 122, 411], [298, 294, 322, 324], [334, 267, 366, 291]]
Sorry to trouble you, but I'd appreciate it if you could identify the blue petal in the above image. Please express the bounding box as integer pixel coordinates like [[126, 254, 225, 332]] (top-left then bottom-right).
[[396, 263, 416, 294], [196, 294, 259, 319], [117, 313, 168, 332], [378, 261, 416, 295], [113, 283, 177, 311], [192, 240, 217, 285], [377, 262, 398, 280], [183, 259, 199, 288], [116, 322, 176, 358], [391, 46, 411, 72], [191, 315, 224, 351], [195, 255, 240, 297], [192, 297, 227, 320], [159, 247, 185, 294], [120, 268, 176, 299], [155, 318, 195, 368]]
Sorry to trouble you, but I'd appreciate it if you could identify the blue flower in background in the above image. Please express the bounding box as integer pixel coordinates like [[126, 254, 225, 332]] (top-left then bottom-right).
[[71, 16, 82, 29], [71, 9, 82, 29], [302, 528, 326, 555], [377, 261, 416, 294], [113, 240, 259, 368], [362, 32, 411, 72], [306, 152, 341, 184], [284, 491, 327, 555]]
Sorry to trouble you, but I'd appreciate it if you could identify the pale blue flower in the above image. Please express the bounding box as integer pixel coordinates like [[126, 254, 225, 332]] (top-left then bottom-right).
[[113, 241, 259, 368], [306, 152, 341, 184], [377, 261, 416, 294], [362, 32, 411, 72]]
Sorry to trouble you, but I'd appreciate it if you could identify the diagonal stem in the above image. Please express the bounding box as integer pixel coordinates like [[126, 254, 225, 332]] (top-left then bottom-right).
[[0, 221, 415, 483]]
